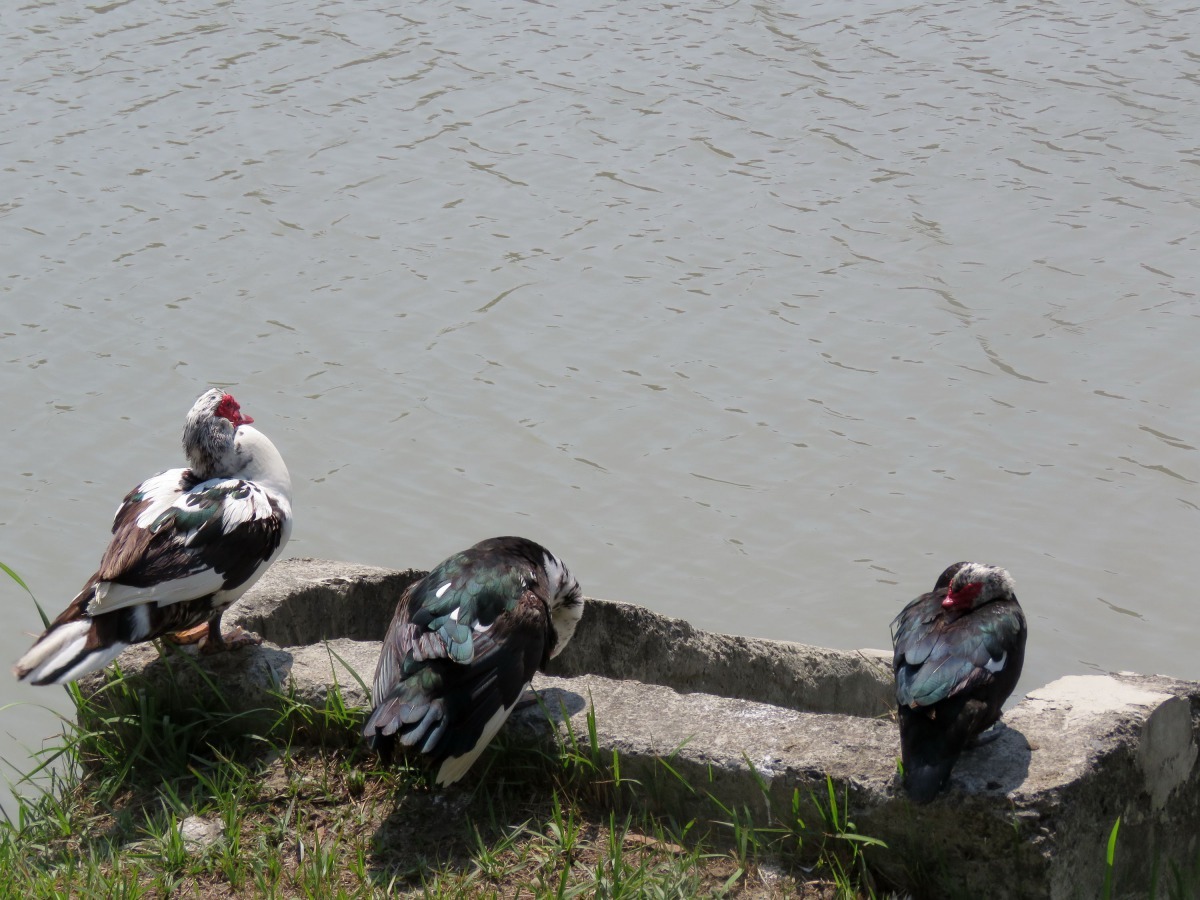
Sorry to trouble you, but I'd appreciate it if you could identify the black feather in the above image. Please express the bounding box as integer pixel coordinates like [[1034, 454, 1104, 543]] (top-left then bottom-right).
[[891, 563, 1026, 803]]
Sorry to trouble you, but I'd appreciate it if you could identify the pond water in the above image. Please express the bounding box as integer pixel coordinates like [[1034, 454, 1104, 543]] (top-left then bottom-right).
[[2, 0, 1197, 805]]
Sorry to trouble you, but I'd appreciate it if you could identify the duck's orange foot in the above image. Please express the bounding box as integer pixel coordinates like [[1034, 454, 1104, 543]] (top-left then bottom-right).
[[165, 623, 210, 646]]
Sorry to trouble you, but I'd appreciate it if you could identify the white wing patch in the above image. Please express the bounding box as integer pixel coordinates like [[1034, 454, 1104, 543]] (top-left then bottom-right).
[[131, 469, 190, 529], [89, 569, 227, 615], [985, 651, 1008, 674], [216, 486, 271, 536], [444, 595, 490, 633], [435, 581, 453, 599]]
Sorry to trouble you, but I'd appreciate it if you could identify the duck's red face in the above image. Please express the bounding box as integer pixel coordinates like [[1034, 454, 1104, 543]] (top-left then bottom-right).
[[214, 393, 254, 427], [942, 579, 982, 611]]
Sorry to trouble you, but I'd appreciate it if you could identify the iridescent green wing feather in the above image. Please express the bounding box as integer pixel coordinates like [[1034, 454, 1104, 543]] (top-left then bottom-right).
[[405, 552, 531, 667], [900, 602, 1026, 707]]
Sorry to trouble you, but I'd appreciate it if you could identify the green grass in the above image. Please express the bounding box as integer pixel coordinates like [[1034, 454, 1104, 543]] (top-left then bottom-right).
[[0, 670, 868, 899], [1101, 813, 1200, 900], [0, 618, 875, 900]]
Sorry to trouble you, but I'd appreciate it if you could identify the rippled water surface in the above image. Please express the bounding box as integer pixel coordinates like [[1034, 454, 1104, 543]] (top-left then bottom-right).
[[2, 0, 1198, 794]]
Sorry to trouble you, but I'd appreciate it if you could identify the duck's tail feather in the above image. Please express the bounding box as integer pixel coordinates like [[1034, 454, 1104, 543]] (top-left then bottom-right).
[[901, 756, 957, 804], [898, 695, 985, 804], [13, 619, 128, 686]]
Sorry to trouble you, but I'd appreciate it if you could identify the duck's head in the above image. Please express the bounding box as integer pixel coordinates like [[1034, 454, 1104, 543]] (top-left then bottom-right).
[[183, 388, 255, 478], [942, 562, 1015, 612], [541, 551, 584, 660]]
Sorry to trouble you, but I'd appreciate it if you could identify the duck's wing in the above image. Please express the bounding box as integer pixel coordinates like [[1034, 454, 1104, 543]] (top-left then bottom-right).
[[897, 602, 1026, 709], [87, 471, 288, 615]]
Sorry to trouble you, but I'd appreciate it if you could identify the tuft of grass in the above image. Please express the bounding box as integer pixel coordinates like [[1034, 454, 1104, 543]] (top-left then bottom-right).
[[1101, 815, 1120, 900]]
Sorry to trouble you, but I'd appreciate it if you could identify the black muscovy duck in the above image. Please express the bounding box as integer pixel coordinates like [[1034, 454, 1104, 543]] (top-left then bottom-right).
[[14, 388, 292, 685], [891, 561, 1027, 803], [363, 536, 584, 785]]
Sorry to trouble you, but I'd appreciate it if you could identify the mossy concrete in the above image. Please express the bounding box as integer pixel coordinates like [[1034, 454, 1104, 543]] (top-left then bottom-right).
[[83, 558, 1200, 900]]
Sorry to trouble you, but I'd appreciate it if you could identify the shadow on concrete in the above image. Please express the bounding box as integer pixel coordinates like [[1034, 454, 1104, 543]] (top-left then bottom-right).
[[70, 642, 301, 857], [866, 722, 1035, 895], [84, 642, 298, 758], [525, 684, 589, 722], [954, 721, 1033, 797]]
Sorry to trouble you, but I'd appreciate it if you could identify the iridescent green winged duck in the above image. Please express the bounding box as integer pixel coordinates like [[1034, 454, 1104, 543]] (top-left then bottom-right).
[[890, 562, 1026, 803], [363, 536, 584, 785]]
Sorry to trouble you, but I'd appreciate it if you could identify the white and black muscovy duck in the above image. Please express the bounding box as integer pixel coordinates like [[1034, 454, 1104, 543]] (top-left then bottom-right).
[[13, 388, 292, 686], [363, 536, 584, 786], [890, 561, 1027, 803]]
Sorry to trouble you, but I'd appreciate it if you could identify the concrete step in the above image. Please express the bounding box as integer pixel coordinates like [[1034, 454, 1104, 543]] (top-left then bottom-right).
[[82, 557, 1200, 899]]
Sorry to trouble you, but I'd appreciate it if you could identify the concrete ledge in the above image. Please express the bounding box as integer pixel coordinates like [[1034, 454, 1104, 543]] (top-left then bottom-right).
[[82, 558, 1200, 899], [545, 594, 895, 718], [227, 557, 895, 719], [222, 557, 425, 648]]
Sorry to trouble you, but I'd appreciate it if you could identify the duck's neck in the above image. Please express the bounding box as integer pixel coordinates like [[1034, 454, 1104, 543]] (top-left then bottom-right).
[[231, 426, 293, 502], [187, 424, 292, 502]]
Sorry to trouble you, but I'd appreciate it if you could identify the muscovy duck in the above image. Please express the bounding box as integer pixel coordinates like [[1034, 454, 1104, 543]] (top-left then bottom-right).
[[363, 536, 584, 785], [890, 561, 1026, 803], [14, 388, 292, 685]]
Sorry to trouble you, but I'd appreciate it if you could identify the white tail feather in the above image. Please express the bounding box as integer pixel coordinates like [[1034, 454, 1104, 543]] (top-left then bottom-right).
[[13, 621, 127, 686], [434, 699, 519, 786]]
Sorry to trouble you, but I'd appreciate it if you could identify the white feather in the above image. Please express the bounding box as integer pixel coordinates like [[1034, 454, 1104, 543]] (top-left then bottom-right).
[[231, 425, 292, 503], [132, 469, 192, 528], [14, 620, 90, 682], [215, 494, 255, 533], [549, 601, 583, 658], [49, 643, 128, 686], [435, 695, 523, 786], [89, 568, 226, 616], [542, 549, 583, 658], [14, 620, 127, 686], [985, 651, 1008, 674], [131, 603, 152, 642]]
